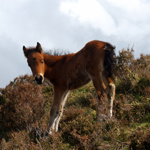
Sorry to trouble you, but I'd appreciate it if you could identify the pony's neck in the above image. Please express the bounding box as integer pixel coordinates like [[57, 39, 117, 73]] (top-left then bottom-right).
[[43, 53, 60, 67], [43, 53, 62, 78]]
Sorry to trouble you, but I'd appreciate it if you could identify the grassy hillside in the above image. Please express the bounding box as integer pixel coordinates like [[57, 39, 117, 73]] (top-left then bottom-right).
[[0, 48, 150, 150]]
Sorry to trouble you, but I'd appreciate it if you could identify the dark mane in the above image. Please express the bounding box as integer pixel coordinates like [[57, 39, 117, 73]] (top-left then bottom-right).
[[44, 49, 71, 56], [26, 46, 71, 56]]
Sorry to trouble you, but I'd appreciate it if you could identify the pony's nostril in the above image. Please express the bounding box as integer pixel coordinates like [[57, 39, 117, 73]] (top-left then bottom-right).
[[39, 75, 43, 81], [35, 75, 43, 84], [35, 76, 38, 81]]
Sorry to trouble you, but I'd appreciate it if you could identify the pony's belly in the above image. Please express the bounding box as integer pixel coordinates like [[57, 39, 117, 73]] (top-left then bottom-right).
[[67, 73, 91, 90]]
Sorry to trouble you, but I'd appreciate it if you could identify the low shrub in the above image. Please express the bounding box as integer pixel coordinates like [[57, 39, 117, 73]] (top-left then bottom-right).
[[0, 75, 47, 135], [129, 128, 150, 150]]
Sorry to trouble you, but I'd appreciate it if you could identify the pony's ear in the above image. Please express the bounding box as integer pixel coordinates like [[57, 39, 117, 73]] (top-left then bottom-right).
[[36, 42, 43, 53], [23, 46, 28, 57]]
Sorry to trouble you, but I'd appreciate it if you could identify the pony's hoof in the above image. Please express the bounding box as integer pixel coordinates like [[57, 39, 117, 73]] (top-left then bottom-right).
[[45, 132, 49, 136], [44, 132, 50, 139]]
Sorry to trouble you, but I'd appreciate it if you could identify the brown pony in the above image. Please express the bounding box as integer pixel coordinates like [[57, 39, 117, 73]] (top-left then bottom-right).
[[23, 40, 116, 135]]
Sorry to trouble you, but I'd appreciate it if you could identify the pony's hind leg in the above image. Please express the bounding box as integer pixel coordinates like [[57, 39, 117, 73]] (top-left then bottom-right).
[[88, 71, 107, 121], [107, 78, 115, 118]]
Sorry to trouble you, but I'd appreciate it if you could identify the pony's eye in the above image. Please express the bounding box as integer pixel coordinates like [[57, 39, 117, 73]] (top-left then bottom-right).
[[33, 58, 36, 61], [41, 60, 44, 64]]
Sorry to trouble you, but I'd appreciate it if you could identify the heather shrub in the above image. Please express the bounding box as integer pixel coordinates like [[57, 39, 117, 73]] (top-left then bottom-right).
[[116, 47, 134, 74], [0, 130, 44, 150], [116, 48, 150, 96], [0, 75, 47, 135], [115, 48, 135, 94], [129, 128, 150, 150]]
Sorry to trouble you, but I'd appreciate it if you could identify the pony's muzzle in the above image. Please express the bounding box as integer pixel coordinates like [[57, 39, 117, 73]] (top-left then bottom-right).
[[35, 75, 44, 84]]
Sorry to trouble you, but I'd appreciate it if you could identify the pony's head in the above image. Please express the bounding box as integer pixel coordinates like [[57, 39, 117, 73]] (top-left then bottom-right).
[[23, 42, 45, 84]]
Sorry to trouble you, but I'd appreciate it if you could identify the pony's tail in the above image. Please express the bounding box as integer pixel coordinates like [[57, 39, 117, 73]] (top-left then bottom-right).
[[104, 43, 116, 80]]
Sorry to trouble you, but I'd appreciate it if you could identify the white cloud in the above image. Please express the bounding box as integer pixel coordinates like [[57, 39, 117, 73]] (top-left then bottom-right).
[[60, 0, 116, 35], [60, 0, 150, 37], [60, 0, 150, 54]]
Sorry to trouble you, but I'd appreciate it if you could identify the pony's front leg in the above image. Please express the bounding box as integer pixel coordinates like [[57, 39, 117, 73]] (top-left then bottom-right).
[[54, 91, 69, 132], [45, 88, 67, 136]]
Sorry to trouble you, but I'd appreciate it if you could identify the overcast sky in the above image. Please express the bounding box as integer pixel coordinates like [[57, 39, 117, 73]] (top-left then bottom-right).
[[0, 0, 150, 88]]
